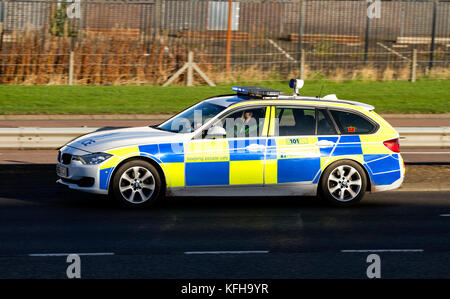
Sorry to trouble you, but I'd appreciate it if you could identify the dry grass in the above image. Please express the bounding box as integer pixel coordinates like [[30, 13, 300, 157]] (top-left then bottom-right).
[[396, 65, 412, 81], [0, 31, 186, 85], [0, 31, 448, 85], [381, 67, 395, 81], [427, 67, 450, 80], [352, 65, 379, 81], [203, 65, 288, 84]]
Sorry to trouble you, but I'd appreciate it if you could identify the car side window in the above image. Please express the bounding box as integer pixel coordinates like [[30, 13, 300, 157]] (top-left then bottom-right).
[[207, 107, 267, 138], [275, 107, 315, 136], [317, 109, 337, 135], [330, 110, 375, 134]]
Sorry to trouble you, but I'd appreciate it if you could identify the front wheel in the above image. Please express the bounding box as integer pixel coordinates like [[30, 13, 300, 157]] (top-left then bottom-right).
[[110, 160, 162, 208], [319, 160, 367, 206]]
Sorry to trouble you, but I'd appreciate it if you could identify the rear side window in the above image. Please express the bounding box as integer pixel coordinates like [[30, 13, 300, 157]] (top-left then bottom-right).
[[330, 110, 375, 134], [275, 107, 316, 136], [317, 109, 337, 135]]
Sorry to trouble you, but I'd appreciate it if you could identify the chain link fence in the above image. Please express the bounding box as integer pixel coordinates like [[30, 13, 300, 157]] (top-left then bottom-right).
[[0, 0, 448, 85]]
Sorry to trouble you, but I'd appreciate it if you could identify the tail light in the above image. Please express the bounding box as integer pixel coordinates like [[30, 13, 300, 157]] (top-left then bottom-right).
[[383, 138, 400, 153]]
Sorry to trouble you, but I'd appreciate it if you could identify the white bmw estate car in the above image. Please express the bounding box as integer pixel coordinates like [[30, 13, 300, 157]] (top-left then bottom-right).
[[57, 80, 404, 207]]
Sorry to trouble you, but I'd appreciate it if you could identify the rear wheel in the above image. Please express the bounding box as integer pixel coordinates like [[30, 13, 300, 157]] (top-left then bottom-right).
[[320, 160, 367, 206], [111, 160, 162, 208]]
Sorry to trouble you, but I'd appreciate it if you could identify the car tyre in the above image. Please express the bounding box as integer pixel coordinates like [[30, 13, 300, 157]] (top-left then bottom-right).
[[319, 160, 367, 207], [110, 159, 162, 208]]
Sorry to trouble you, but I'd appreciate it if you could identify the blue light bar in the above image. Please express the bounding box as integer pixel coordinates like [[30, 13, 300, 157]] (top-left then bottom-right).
[[232, 86, 247, 93], [232, 86, 283, 97]]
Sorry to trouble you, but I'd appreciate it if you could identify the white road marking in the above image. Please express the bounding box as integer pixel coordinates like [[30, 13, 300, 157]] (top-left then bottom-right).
[[184, 250, 269, 255], [440, 214, 450, 217], [341, 249, 423, 253], [28, 252, 115, 257]]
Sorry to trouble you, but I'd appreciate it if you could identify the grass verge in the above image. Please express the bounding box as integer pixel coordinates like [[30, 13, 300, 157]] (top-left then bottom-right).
[[0, 80, 448, 114]]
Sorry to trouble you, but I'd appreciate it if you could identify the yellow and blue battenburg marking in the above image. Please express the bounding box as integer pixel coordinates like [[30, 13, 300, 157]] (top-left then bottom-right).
[[99, 146, 140, 190], [265, 137, 321, 184], [183, 138, 268, 186], [99, 135, 402, 190], [141, 143, 185, 188], [228, 139, 266, 185], [264, 134, 402, 187], [98, 105, 402, 190], [184, 139, 229, 186], [325, 135, 402, 186]]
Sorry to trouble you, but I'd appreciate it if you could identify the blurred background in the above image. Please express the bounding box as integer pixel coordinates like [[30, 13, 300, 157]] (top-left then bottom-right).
[[0, 0, 448, 85], [0, 1, 449, 280]]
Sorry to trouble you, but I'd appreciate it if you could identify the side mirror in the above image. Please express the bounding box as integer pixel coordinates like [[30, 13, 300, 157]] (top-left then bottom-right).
[[206, 125, 227, 138]]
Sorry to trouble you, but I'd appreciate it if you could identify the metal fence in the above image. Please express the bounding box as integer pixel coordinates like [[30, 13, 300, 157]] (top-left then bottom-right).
[[0, 0, 449, 85]]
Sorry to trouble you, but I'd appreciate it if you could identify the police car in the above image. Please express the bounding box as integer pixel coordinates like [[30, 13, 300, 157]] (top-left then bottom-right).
[[56, 79, 404, 207]]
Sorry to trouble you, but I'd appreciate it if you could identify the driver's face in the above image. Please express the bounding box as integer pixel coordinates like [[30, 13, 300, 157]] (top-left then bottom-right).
[[194, 122, 202, 130], [244, 112, 252, 119]]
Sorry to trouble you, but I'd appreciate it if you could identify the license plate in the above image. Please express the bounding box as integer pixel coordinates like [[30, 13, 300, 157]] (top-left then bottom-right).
[[56, 164, 68, 178]]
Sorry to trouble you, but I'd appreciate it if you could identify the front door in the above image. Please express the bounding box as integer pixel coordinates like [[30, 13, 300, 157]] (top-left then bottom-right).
[[184, 106, 269, 189]]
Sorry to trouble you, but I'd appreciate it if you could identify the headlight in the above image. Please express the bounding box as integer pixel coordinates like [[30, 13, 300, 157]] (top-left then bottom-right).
[[73, 153, 113, 165]]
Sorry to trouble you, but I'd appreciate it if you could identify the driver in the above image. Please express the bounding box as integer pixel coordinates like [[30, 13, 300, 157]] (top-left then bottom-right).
[[235, 110, 258, 137]]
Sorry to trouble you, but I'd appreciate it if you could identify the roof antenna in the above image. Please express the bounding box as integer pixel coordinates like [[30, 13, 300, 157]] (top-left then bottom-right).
[[317, 82, 325, 99]]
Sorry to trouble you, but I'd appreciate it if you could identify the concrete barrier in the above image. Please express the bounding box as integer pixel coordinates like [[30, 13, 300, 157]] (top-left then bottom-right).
[[0, 127, 448, 149]]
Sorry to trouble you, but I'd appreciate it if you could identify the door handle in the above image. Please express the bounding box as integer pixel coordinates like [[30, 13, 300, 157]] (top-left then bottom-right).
[[315, 140, 335, 147], [245, 144, 265, 151]]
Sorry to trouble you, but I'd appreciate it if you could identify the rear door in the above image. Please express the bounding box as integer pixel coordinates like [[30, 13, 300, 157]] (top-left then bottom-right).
[[264, 106, 338, 186]]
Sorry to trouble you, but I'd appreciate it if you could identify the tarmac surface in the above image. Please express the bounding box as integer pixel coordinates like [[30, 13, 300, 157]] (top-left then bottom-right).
[[0, 114, 448, 279], [0, 163, 449, 278]]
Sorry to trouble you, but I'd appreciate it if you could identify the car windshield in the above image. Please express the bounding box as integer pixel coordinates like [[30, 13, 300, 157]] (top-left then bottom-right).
[[157, 102, 226, 133]]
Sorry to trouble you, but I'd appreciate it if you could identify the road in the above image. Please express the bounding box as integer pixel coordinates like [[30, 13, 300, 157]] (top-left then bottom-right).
[[0, 164, 449, 279], [0, 113, 449, 127]]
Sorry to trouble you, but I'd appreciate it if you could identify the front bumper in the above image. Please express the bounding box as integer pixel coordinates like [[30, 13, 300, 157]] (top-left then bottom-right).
[[56, 146, 108, 195]]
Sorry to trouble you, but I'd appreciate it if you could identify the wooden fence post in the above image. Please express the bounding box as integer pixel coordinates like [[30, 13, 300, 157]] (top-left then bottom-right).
[[187, 51, 194, 86], [163, 51, 215, 87], [69, 50, 74, 85], [411, 49, 417, 82], [300, 51, 305, 80]]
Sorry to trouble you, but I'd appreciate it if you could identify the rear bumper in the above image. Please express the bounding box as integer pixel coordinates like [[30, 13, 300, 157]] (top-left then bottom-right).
[[369, 153, 405, 192], [371, 175, 404, 192]]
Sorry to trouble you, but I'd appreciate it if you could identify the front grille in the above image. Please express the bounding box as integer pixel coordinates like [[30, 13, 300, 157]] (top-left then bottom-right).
[[61, 153, 72, 165]]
